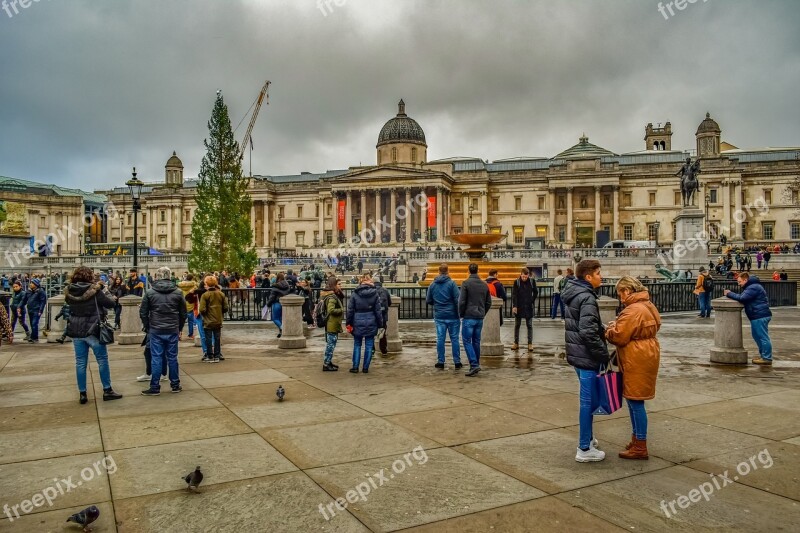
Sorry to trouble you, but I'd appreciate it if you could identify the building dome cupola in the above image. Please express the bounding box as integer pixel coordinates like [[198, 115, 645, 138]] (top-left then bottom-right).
[[376, 100, 428, 166], [696, 112, 721, 158], [165, 151, 184, 187]]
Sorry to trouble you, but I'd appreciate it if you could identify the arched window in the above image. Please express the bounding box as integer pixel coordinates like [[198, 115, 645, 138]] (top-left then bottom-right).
[[654, 142, 659, 151], [412, 147, 417, 162], [392, 147, 398, 163]]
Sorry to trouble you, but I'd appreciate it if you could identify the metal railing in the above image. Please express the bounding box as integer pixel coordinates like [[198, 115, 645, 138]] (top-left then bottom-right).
[[219, 281, 797, 321]]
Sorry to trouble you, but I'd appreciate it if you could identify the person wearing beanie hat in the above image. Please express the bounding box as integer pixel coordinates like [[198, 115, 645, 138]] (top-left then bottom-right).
[[25, 279, 47, 343]]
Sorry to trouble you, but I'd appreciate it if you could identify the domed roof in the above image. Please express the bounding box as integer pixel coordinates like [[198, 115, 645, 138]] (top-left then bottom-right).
[[377, 100, 427, 148], [696, 112, 721, 135], [165, 151, 183, 168], [554, 134, 616, 160]]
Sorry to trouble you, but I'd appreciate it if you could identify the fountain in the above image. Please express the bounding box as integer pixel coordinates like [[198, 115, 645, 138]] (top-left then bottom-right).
[[448, 233, 506, 260], [421, 232, 526, 285]]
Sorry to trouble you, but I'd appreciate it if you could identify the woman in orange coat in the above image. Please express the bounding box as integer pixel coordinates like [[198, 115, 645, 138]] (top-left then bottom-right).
[[605, 276, 661, 460]]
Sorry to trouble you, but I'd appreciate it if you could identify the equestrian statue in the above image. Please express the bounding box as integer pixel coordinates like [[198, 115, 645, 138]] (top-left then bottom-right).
[[676, 157, 701, 207]]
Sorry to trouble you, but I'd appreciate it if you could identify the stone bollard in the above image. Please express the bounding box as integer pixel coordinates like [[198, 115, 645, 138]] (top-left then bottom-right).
[[303, 324, 314, 338], [47, 294, 70, 343], [278, 294, 306, 349], [710, 297, 748, 364], [117, 295, 145, 345], [597, 296, 619, 326], [386, 296, 403, 353], [480, 297, 504, 356]]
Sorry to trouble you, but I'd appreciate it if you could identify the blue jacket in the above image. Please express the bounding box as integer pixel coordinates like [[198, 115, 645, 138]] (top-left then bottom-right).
[[346, 283, 383, 337], [426, 274, 460, 321], [725, 276, 772, 321], [25, 288, 47, 316]]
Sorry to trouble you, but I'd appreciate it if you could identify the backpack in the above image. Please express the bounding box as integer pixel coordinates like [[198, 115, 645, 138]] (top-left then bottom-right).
[[558, 276, 567, 292], [313, 294, 336, 328], [487, 281, 498, 297], [702, 275, 714, 292]]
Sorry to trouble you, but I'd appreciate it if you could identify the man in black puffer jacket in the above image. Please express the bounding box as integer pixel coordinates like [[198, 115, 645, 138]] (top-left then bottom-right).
[[139, 267, 186, 396], [561, 259, 609, 463]]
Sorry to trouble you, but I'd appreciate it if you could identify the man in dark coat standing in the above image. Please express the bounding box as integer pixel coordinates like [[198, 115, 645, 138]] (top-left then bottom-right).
[[459, 263, 492, 377], [511, 268, 538, 351], [373, 279, 392, 355], [725, 273, 773, 365], [561, 259, 609, 463], [24, 279, 47, 343]]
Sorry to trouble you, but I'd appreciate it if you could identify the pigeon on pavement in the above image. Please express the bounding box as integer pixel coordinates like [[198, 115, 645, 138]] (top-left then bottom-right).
[[276, 385, 285, 401], [184, 466, 204, 491], [66, 505, 100, 532]]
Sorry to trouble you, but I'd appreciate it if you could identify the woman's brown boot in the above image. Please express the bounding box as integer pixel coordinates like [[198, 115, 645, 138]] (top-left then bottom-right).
[[619, 437, 649, 460], [625, 433, 635, 450]]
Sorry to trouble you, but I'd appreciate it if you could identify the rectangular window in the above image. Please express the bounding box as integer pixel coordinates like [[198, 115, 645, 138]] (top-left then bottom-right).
[[674, 191, 682, 206], [710, 189, 718, 204], [313, 231, 319, 245], [492, 198, 499, 212], [297, 205, 303, 218], [623, 224, 633, 240], [649, 192, 656, 207], [127, 213, 132, 226], [623, 193, 632, 207], [142, 213, 146, 225], [764, 190, 772, 204], [672, 223, 677, 241], [709, 222, 719, 239], [536, 225, 547, 237], [515, 197, 522, 211], [513, 226, 524, 244], [278, 232, 286, 248], [185, 209, 191, 222], [792, 223, 800, 240], [278, 206, 285, 218], [557, 195, 566, 210], [469, 225, 481, 234], [325, 230, 333, 244], [160, 211, 165, 222], [648, 223, 658, 242], [295, 231, 305, 246], [537, 196, 545, 210], [454, 199, 461, 212], [316, 204, 320, 217], [471, 198, 478, 210], [793, 190, 799, 205], [452, 226, 463, 235], [603, 194, 611, 209], [557, 226, 566, 242], [762, 223, 774, 240], [40, 216, 46, 227], [326, 202, 332, 216], [741, 222, 747, 240]]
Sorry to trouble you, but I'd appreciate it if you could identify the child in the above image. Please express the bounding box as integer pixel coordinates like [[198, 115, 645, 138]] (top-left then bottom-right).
[[54, 302, 71, 344]]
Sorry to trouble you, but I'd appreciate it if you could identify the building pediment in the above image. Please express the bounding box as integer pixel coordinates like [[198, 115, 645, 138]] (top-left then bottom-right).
[[333, 165, 452, 188]]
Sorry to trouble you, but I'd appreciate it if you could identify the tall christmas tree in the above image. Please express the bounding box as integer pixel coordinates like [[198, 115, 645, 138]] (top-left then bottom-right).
[[189, 91, 258, 275]]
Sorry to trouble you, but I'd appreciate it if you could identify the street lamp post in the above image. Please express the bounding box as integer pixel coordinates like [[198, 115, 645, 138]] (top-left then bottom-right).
[[468, 205, 475, 232], [573, 220, 580, 247], [78, 232, 83, 256], [126, 167, 144, 274], [654, 221, 660, 248], [704, 193, 711, 243]]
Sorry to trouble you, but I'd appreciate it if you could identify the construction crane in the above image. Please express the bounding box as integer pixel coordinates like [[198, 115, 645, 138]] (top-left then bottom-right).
[[239, 80, 271, 162]]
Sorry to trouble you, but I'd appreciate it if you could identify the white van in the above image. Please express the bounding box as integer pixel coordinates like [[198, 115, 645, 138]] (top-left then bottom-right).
[[603, 240, 656, 249]]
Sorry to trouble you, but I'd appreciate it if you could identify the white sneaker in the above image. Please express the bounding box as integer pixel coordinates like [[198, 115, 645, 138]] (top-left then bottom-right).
[[136, 374, 151, 382], [160, 375, 168, 382], [575, 447, 606, 462], [591, 438, 600, 449]]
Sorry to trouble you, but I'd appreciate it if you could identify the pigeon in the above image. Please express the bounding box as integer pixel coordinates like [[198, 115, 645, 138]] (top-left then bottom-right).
[[276, 385, 285, 401], [184, 466, 204, 491], [66, 505, 100, 532]]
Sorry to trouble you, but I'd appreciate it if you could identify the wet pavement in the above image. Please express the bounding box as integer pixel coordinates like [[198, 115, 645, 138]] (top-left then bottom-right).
[[1, 308, 799, 532]]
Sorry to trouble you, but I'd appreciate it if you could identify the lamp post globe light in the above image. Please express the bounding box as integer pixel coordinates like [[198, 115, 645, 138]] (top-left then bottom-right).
[[126, 167, 144, 273], [654, 221, 660, 247]]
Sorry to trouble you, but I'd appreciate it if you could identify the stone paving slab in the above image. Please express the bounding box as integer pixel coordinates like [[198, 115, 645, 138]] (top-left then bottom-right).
[[0, 371, 76, 391], [0, 452, 111, 514], [487, 391, 629, 427], [99, 407, 253, 451], [262, 417, 440, 468], [0, 400, 97, 431], [455, 428, 672, 494], [402, 496, 626, 532], [95, 389, 222, 419], [386, 404, 555, 446], [662, 399, 800, 440], [0, 424, 103, 464], [208, 381, 333, 406], [187, 368, 291, 388], [108, 433, 297, 499], [234, 397, 373, 430], [556, 465, 800, 532], [114, 472, 369, 533], [306, 447, 546, 532], [425, 375, 564, 403], [338, 385, 476, 416], [0, 501, 116, 533], [0, 384, 96, 408]]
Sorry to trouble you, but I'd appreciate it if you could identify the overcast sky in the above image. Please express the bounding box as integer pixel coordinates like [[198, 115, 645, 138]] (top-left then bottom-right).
[[1, 0, 798, 191]]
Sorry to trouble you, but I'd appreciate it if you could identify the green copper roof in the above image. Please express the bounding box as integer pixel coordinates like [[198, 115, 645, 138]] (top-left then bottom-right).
[[0, 175, 107, 205], [554, 135, 617, 159]]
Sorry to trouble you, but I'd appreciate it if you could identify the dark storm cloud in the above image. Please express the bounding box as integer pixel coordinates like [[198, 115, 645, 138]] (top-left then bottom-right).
[[1, 0, 798, 190]]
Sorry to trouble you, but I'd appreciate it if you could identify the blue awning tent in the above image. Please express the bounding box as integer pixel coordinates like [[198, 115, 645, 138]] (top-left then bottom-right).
[[148, 248, 164, 256]]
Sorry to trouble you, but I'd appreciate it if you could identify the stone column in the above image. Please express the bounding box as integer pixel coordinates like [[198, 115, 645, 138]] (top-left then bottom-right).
[[612, 186, 620, 240], [436, 186, 443, 242], [375, 188, 382, 234], [278, 294, 306, 349], [166, 205, 172, 250], [345, 191, 353, 239], [420, 188, 428, 240], [480, 190, 488, 228], [709, 297, 748, 364], [480, 297, 504, 356], [402, 187, 410, 241], [389, 188, 397, 242], [318, 197, 325, 246], [263, 202, 270, 249], [597, 296, 618, 326], [117, 295, 145, 345], [462, 192, 469, 231], [594, 186, 602, 237], [733, 181, 743, 240], [548, 189, 556, 242], [47, 294, 69, 343], [386, 296, 402, 353], [722, 181, 731, 238], [360, 190, 367, 240], [566, 187, 574, 243]]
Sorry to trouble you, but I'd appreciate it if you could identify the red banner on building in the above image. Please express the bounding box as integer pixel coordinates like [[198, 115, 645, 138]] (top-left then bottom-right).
[[427, 195, 436, 228], [337, 200, 346, 230]]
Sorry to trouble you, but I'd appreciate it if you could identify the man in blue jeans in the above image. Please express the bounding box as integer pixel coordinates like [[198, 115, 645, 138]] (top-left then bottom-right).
[[426, 263, 462, 370], [725, 272, 773, 365], [139, 267, 186, 395], [458, 263, 492, 377], [561, 259, 610, 463]]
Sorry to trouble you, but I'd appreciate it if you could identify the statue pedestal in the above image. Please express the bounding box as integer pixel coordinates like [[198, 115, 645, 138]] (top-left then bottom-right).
[[671, 207, 707, 272]]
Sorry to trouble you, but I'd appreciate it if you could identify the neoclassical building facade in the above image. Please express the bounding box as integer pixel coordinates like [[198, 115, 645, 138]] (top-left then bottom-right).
[[5, 102, 800, 256]]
